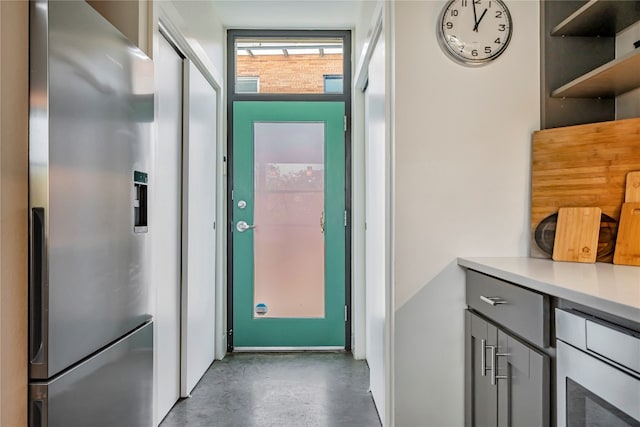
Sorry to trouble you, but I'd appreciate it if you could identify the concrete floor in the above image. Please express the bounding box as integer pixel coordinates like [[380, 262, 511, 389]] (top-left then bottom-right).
[[160, 352, 382, 427]]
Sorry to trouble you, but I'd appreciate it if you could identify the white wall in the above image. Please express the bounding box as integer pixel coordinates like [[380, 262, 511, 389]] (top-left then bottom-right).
[[391, 1, 540, 425]]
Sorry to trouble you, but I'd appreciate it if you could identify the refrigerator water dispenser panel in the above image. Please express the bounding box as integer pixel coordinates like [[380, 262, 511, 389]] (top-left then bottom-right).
[[134, 171, 148, 233]]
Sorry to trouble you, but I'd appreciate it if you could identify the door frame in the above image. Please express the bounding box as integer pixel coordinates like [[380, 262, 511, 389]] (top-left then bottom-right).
[[226, 29, 352, 351]]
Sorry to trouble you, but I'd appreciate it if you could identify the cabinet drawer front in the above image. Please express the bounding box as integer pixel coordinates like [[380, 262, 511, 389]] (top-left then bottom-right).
[[466, 270, 549, 348]]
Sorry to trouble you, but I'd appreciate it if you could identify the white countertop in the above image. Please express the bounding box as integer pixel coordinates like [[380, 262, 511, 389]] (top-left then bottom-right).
[[458, 257, 640, 324]]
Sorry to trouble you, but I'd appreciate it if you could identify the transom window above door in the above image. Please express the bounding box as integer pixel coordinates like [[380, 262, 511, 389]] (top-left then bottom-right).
[[234, 37, 344, 94]]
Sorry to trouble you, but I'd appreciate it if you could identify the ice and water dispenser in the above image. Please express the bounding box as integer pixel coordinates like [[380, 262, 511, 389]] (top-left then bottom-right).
[[133, 171, 148, 233]]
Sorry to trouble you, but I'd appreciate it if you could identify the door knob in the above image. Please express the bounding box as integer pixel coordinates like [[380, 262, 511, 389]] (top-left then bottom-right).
[[236, 220, 256, 232]]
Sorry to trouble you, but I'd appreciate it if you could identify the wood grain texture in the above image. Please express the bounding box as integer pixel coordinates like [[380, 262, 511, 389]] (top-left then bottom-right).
[[553, 207, 601, 263], [613, 202, 640, 266], [532, 117, 640, 263], [625, 171, 640, 202], [0, 1, 29, 426]]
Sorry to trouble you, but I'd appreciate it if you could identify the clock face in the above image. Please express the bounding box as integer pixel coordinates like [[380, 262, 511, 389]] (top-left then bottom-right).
[[438, 0, 512, 65]]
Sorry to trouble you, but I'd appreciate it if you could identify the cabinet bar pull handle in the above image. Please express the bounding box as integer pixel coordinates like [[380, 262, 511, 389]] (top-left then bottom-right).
[[489, 345, 497, 385], [480, 295, 508, 306], [481, 339, 487, 376], [490, 347, 510, 386]]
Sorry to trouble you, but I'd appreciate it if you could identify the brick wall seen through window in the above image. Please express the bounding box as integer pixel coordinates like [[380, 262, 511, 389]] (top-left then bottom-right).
[[236, 53, 343, 94]]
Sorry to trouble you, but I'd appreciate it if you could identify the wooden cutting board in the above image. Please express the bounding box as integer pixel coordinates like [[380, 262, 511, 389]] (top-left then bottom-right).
[[613, 202, 640, 266], [531, 117, 640, 263], [625, 171, 640, 202], [552, 207, 601, 263]]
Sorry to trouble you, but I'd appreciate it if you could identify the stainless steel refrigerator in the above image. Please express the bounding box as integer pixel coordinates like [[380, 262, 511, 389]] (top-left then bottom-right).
[[29, 1, 154, 426]]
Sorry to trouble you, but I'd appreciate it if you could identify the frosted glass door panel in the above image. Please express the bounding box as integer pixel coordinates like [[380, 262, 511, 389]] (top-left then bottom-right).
[[253, 122, 325, 318]]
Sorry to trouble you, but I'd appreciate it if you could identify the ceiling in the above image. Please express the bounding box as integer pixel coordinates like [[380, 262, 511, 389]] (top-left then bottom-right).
[[211, 0, 361, 29]]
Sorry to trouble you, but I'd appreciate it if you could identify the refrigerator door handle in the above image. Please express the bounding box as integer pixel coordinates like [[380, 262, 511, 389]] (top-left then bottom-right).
[[29, 398, 47, 427], [30, 207, 46, 365]]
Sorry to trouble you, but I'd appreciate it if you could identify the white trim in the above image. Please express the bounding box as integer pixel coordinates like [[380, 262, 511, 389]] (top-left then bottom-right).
[[215, 99, 227, 364], [351, 78, 366, 357], [386, 2, 396, 425], [234, 347, 345, 352], [354, 3, 384, 92], [179, 58, 191, 398], [157, 18, 223, 92], [351, 0, 385, 365]]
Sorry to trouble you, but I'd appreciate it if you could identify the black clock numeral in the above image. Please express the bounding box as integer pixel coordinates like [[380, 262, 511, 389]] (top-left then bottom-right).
[[495, 10, 502, 18], [451, 9, 459, 16], [499, 24, 506, 31], [485, 46, 492, 54], [461, 0, 468, 7], [446, 21, 454, 30], [471, 49, 478, 57], [495, 37, 501, 44], [489, 1, 492, 7]]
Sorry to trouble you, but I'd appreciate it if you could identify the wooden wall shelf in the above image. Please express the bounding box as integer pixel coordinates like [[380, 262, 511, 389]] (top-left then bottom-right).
[[542, 0, 640, 128], [551, 0, 640, 37], [552, 48, 640, 98]]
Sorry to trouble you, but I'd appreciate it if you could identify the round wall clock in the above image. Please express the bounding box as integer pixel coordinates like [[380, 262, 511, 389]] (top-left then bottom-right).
[[437, 0, 513, 66]]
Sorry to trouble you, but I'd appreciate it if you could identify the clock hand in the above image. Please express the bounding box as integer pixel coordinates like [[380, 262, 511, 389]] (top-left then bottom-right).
[[472, 0, 479, 31], [473, 8, 488, 31]]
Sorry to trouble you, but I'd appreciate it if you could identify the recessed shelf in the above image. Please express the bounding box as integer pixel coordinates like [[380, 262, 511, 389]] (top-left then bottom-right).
[[551, 0, 640, 37], [551, 48, 640, 98]]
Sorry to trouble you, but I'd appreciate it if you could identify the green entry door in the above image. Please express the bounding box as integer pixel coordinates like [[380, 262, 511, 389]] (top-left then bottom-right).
[[232, 101, 346, 348]]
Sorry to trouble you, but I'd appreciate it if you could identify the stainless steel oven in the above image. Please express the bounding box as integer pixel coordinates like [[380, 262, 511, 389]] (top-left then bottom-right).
[[556, 309, 640, 427]]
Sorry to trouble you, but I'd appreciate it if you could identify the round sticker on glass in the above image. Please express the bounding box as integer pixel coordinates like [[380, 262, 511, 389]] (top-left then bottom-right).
[[255, 303, 268, 315]]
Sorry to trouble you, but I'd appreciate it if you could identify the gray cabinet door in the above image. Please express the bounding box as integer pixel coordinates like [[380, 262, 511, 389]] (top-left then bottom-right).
[[497, 329, 550, 427], [466, 310, 498, 427]]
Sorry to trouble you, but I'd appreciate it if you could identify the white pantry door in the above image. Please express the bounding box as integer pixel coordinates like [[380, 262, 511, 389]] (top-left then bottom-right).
[[180, 60, 218, 396]]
